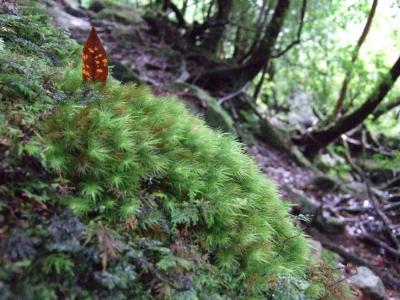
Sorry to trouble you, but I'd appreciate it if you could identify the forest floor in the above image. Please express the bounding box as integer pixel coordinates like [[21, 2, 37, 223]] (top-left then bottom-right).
[[49, 1, 400, 297]]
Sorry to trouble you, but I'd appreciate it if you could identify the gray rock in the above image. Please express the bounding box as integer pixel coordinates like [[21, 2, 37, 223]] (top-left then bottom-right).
[[309, 175, 339, 192], [48, 7, 91, 32], [94, 4, 142, 25], [318, 215, 346, 234], [287, 91, 318, 128], [282, 184, 320, 216], [349, 266, 385, 300], [308, 239, 322, 263]]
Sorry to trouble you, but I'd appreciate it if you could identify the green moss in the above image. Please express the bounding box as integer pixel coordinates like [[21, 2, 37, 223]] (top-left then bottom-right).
[[1, 4, 310, 299], [40, 71, 309, 284]]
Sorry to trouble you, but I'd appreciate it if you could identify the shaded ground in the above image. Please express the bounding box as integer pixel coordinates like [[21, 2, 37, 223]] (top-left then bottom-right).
[[47, 1, 399, 297]]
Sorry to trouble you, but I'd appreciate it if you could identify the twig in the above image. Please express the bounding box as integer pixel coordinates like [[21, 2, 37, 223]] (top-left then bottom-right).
[[360, 229, 400, 257], [176, 57, 190, 82], [384, 202, 400, 211], [217, 82, 251, 105], [342, 134, 394, 156], [341, 135, 364, 176]]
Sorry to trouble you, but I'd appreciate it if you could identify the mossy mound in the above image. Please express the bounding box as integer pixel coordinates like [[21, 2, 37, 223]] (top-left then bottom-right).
[[41, 75, 309, 276], [0, 4, 316, 299]]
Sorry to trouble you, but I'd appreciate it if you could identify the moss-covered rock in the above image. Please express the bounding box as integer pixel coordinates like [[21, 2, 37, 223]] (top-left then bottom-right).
[[89, 0, 142, 25], [170, 82, 237, 135], [0, 4, 318, 299]]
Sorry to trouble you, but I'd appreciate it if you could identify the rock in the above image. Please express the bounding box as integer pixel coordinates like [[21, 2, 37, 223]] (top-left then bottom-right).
[[349, 266, 385, 300], [169, 82, 236, 135], [0, 0, 19, 15], [111, 24, 143, 47], [93, 3, 142, 25], [309, 175, 339, 192], [318, 215, 345, 234], [287, 91, 318, 128], [282, 184, 320, 216], [62, 0, 87, 17], [110, 60, 141, 84], [308, 239, 322, 263], [48, 7, 91, 32]]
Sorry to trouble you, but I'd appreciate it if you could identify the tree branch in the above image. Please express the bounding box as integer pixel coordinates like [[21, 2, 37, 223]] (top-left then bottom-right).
[[331, 0, 378, 118], [217, 82, 251, 104]]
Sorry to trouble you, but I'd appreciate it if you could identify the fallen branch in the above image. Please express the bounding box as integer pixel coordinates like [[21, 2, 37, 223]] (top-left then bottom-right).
[[342, 134, 394, 156], [360, 229, 400, 257], [217, 82, 251, 105], [308, 228, 400, 288]]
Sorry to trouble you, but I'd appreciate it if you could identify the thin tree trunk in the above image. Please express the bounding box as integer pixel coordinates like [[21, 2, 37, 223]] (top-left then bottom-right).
[[331, 0, 378, 118], [239, 0, 271, 63], [295, 53, 400, 158], [181, 0, 189, 17], [253, 63, 269, 101]]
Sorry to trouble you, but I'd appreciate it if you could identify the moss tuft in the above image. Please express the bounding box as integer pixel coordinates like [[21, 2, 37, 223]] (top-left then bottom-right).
[[40, 72, 309, 285]]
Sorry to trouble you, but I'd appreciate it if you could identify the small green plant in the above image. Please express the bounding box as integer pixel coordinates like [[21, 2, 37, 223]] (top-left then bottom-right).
[[43, 253, 75, 277]]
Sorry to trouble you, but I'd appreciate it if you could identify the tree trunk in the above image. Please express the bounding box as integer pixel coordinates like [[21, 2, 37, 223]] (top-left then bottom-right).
[[202, 0, 233, 54], [330, 0, 378, 118], [161, 0, 186, 27], [295, 53, 400, 158], [192, 0, 290, 91]]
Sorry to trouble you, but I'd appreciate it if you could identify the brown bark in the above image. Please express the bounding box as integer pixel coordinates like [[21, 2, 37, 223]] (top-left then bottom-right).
[[161, 0, 186, 27], [295, 53, 400, 158], [331, 0, 378, 118]]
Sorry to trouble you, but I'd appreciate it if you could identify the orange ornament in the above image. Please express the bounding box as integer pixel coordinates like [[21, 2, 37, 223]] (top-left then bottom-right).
[[82, 27, 108, 82]]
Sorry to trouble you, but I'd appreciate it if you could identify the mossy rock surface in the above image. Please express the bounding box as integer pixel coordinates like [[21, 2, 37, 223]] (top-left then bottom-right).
[[0, 4, 318, 299], [90, 0, 143, 24], [170, 82, 237, 135]]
